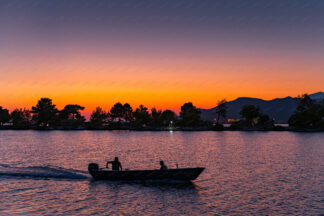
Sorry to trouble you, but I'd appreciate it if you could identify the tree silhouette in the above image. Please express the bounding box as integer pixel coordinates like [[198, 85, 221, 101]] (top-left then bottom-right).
[[109, 102, 124, 122], [150, 108, 162, 126], [90, 107, 108, 127], [297, 94, 314, 112], [0, 106, 10, 126], [123, 103, 133, 122], [179, 102, 202, 126], [59, 104, 85, 128], [31, 98, 58, 127], [133, 105, 151, 128], [230, 105, 273, 129], [215, 99, 227, 124], [11, 108, 31, 128], [60, 105, 85, 120], [255, 114, 274, 129], [161, 109, 177, 126], [289, 94, 324, 129], [239, 105, 261, 127]]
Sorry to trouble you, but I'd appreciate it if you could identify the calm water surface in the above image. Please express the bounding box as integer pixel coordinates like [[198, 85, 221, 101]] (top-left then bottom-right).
[[0, 131, 323, 215]]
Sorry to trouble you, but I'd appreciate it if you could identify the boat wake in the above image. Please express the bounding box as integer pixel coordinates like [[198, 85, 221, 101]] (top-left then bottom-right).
[[0, 164, 90, 180]]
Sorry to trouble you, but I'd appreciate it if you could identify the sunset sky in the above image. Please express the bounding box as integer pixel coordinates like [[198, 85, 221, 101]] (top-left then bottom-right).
[[1, 0, 324, 114]]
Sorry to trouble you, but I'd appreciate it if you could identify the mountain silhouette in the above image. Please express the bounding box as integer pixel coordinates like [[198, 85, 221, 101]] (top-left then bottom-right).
[[309, 92, 324, 101], [199, 92, 324, 123]]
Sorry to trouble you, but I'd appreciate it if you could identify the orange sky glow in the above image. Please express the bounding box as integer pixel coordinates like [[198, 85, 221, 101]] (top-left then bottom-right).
[[1, 49, 323, 114], [1, 1, 324, 115]]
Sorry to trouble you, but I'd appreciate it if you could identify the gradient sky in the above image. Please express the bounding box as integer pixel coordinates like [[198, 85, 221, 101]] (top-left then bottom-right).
[[1, 0, 324, 113]]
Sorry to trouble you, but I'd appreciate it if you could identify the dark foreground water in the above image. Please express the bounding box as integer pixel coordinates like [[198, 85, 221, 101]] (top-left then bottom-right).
[[0, 131, 323, 215]]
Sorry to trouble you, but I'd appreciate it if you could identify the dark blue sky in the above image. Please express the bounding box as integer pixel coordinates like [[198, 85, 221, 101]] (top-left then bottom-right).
[[1, 0, 324, 50], [1, 0, 324, 110]]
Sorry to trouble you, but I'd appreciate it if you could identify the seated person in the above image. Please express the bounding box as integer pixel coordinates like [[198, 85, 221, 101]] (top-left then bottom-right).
[[106, 157, 122, 171], [160, 160, 168, 170]]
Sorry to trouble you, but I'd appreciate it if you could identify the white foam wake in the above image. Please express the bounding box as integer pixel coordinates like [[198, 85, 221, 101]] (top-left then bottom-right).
[[0, 164, 90, 180]]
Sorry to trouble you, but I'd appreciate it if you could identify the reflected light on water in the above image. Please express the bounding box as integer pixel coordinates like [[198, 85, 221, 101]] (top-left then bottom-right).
[[0, 131, 323, 215]]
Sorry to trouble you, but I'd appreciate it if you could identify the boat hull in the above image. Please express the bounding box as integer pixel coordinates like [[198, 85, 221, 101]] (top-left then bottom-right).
[[88, 166, 205, 181]]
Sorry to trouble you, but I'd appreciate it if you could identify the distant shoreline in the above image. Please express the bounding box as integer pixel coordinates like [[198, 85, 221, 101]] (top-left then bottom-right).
[[1, 94, 323, 132], [0, 126, 323, 132]]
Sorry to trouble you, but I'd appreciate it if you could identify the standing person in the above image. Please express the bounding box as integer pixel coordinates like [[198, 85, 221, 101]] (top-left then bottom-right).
[[106, 157, 122, 171], [160, 161, 168, 170]]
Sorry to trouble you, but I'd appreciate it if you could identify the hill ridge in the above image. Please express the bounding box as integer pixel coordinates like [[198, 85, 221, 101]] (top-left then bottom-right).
[[199, 92, 324, 123]]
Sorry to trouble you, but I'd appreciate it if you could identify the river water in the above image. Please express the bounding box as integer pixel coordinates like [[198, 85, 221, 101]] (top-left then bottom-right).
[[0, 131, 323, 215]]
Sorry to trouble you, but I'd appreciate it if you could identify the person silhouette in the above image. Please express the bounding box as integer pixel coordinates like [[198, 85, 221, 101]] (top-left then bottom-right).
[[106, 157, 122, 171], [160, 161, 168, 170]]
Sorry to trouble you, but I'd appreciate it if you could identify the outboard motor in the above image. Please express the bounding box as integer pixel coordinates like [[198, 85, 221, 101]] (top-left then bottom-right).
[[88, 163, 99, 173]]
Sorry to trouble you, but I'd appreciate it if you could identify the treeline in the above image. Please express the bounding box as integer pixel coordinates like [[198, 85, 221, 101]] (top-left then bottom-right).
[[229, 94, 324, 131], [0, 98, 204, 130], [0, 94, 323, 131], [288, 94, 324, 130]]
